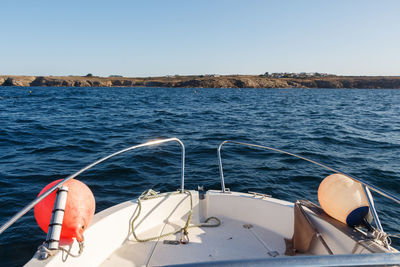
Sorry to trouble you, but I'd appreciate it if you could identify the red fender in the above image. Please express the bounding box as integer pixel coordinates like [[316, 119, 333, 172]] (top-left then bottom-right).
[[34, 179, 95, 242]]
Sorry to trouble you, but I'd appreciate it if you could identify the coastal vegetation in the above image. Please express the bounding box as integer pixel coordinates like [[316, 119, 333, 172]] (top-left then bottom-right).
[[1, 74, 400, 89]]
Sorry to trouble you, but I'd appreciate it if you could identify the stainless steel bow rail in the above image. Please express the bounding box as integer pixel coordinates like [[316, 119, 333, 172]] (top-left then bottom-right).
[[0, 137, 185, 236], [217, 140, 400, 245]]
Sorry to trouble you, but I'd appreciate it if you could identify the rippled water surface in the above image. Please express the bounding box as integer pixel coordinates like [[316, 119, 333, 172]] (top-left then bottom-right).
[[1, 87, 400, 266]]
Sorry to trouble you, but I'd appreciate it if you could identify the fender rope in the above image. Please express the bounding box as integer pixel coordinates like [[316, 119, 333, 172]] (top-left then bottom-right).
[[37, 239, 84, 259]]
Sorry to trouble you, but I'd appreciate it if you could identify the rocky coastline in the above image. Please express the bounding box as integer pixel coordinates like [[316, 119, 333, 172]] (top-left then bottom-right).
[[1, 75, 400, 89]]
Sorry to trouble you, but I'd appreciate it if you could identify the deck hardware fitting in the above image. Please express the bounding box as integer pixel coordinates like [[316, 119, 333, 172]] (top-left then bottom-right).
[[163, 240, 180, 245], [248, 191, 272, 199], [268, 251, 279, 257]]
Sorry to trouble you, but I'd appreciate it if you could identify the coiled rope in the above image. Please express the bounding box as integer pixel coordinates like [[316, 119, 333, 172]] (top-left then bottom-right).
[[131, 189, 220, 243]]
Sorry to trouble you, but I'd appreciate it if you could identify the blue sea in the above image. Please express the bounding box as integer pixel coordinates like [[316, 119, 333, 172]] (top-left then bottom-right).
[[1, 86, 400, 266]]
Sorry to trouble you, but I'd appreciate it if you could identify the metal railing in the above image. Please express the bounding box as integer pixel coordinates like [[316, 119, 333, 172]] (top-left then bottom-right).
[[170, 253, 400, 266], [217, 140, 400, 240], [0, 137, 185, 236]]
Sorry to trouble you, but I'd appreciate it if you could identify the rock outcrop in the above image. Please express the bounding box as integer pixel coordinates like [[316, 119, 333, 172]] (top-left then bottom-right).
[[2, 76, 36, 87], [1, 75, 400, 89]]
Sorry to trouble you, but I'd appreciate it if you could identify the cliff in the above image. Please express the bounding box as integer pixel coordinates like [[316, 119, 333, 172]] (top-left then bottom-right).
[[1, 75, 400, 89]]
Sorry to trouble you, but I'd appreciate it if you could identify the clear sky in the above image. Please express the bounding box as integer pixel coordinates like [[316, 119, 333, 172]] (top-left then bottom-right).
[[1, 0, 399, 77]]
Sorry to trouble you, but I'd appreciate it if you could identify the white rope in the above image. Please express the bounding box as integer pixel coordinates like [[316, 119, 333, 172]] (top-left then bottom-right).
[[37, 240, 84, 259]]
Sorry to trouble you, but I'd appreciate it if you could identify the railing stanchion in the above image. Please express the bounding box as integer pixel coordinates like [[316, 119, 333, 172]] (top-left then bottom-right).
[[218, 141, 228, 193]]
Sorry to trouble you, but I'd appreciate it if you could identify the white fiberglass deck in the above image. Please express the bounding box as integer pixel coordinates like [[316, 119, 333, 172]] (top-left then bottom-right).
[[101, 190, 289, 266], [101, 217, 284, 266]]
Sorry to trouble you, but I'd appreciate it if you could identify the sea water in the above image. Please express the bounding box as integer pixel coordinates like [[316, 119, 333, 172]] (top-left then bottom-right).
[[1, 87, 400, 266]]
